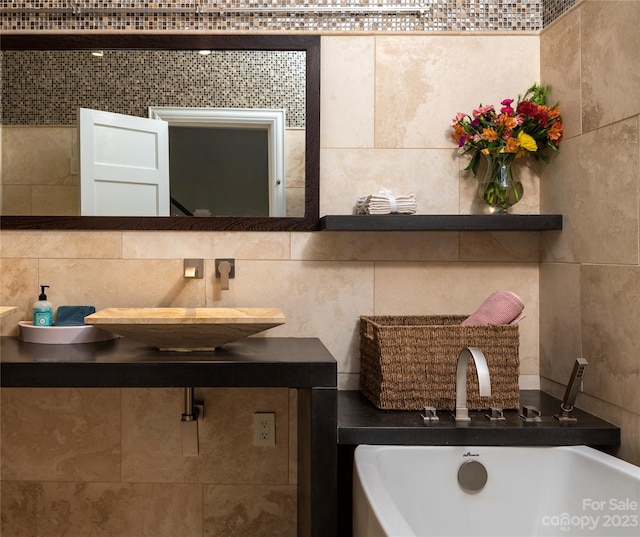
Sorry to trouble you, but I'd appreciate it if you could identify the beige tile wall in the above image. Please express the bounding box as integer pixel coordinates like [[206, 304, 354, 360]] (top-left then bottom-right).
[[1, 387, 297, 537], [1, 34, 547, 536], [540, 0, 640, 465], [0, 127, 306, 217]]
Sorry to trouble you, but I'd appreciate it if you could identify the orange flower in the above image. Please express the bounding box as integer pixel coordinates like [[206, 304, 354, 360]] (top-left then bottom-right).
[[450, 83, 563, 176], [498, 114, 518, 129], [548, 106, 561, 119], [548, 119, 564, 142], [503, 137, 521, 153], [481, 128, 498, 142], [451, 123, 467, 143]]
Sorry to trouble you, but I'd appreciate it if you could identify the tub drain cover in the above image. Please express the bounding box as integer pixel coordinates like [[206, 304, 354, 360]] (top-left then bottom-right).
[[458, 460, 488, 492]]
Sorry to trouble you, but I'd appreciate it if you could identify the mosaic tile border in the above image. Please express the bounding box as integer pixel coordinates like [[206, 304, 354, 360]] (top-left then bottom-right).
[[543, 0, 579, 27], [2, 50, 306, 127], [0, 1, 548, 32]]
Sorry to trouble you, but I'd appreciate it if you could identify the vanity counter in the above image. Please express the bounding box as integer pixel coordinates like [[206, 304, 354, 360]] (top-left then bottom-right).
[[0, 336, 337, 537], [0, 336, 336, 388]]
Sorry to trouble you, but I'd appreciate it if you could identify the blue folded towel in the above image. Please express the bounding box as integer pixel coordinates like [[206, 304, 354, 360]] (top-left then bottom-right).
[[55, 306, 96, 326]]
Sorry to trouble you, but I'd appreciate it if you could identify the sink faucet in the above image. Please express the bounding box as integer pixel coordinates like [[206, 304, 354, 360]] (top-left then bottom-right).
[[454, 347, 491, 422]]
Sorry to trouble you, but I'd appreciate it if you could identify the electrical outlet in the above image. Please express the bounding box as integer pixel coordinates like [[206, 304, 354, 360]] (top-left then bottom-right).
[[254, 412, 275, 446]]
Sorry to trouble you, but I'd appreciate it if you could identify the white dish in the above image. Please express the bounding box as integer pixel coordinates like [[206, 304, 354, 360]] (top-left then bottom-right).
[[18, 321, 118, 344]]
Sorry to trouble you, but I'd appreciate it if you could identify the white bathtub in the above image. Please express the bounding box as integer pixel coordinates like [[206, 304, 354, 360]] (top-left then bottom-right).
[[354, 445, 640, 537]]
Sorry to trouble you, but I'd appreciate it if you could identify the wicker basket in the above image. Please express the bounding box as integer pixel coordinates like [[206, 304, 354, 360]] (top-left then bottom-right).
[[359, 315, 520, 410]]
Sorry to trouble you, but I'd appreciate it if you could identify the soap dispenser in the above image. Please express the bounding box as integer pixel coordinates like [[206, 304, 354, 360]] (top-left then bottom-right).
[[33, 285, 53, 326]]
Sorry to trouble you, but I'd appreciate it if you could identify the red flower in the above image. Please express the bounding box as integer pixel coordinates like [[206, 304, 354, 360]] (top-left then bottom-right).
[[516, 100, 538, 117], [449, 83, 563, 175], [537, 107, 549, 127]]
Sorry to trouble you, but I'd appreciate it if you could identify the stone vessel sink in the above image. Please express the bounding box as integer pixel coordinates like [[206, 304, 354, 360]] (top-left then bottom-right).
[[0, 307, 18, 319], [85, 307, 286, 351]]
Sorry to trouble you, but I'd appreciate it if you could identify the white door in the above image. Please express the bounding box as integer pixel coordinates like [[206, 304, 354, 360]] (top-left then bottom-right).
[[79, 108, 169, 216]]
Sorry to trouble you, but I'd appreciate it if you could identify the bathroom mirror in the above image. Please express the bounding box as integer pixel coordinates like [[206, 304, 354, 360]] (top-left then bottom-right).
[[0, 34, 320, 231]]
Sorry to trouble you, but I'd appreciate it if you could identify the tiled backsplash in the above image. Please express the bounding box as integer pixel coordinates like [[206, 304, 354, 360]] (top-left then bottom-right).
[[2, 50, 305, 127], [543, 0, 579, 26], [0, 0, 570, 32]]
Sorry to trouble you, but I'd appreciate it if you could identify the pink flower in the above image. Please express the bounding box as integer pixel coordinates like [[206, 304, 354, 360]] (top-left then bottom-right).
[[448, 83, 563, 175], [500, 98, 514, 115], [472, 104, 494, 118]]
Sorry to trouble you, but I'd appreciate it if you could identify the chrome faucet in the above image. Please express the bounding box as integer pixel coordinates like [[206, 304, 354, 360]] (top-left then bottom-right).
[[454, 347, 492, 422]]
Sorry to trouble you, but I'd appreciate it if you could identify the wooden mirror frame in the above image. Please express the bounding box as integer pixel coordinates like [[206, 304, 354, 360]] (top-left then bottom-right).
[[0, 34, 320, 231]]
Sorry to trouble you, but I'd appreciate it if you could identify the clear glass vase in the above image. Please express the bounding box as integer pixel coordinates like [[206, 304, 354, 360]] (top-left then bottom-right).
[[479, 153, 524, 213]]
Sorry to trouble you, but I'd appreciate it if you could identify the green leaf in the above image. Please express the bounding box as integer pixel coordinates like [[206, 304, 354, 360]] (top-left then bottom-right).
[[464, 151, 481, 175]]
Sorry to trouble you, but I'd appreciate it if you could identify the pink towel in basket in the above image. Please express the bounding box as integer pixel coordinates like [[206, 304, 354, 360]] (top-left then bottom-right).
[[461, 291, 525, 326]]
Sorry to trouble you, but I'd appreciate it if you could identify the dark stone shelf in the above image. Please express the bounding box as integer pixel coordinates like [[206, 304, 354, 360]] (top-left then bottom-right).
[[336, 389, 620, 536], [320, 214, 563, 231], [338, 390, 619, 447]]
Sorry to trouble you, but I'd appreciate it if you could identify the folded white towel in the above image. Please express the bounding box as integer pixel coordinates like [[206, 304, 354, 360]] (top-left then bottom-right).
[[355, 189, 417, 215]]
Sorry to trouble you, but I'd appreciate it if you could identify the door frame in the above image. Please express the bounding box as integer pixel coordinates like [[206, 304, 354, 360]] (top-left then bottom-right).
[[148, 107, 286, 217]]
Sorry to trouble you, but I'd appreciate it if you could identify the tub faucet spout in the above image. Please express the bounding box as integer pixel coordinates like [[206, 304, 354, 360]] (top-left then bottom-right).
[[454, 347, 491, 422], [554, 358, 588, 423]]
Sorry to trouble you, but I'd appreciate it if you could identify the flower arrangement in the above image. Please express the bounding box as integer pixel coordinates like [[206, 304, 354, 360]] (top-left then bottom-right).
[[451, 83, 563, 173], [450, 83, 563, 211]]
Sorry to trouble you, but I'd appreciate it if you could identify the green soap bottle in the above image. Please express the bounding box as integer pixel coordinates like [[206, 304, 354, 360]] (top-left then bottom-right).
[[33, 285, 53, 326]]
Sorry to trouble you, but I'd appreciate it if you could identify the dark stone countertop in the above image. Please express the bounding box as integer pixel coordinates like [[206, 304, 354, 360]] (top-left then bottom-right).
[[1, 335, 620, 448], [338, 390, 620, 447], [0, 336, 337, 388]]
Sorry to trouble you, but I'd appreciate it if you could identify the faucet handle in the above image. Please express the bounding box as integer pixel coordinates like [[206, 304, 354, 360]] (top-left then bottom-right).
[[519, 405, 542, 423], [485, 406, 506, 421], [421, 406, 440, 423]]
